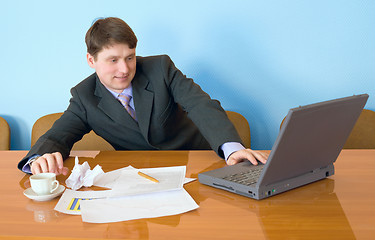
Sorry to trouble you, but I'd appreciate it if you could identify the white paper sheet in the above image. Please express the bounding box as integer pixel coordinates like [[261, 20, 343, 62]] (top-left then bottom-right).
[[184, 177, 196, 184], [94, 165, 196, 188], [80, 189, 199, 223], [109, 166, 186, 197], [93, 166, 135, 189], [54, 189, 113, 215]]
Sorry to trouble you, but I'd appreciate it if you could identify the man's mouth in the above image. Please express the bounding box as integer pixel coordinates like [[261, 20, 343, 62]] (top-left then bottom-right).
[[115, 75, 129, 81]]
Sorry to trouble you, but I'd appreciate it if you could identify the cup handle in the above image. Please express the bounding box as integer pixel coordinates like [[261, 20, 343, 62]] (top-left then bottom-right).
[[50, 180, 59, 193]]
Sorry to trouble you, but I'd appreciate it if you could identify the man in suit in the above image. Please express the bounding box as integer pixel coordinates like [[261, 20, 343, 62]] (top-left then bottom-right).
[[18, 17, 267, 175]]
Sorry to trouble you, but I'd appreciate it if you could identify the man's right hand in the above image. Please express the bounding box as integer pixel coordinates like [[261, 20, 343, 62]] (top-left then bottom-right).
[[30, 152, 69, 175]]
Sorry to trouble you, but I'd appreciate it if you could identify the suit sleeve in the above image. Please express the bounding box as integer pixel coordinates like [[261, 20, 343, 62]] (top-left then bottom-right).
[[18, 87, 91, 171], [160, 55, 243, 156]]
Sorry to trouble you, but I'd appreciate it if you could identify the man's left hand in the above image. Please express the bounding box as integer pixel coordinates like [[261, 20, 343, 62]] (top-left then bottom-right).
[[227, 149, 268, 166]]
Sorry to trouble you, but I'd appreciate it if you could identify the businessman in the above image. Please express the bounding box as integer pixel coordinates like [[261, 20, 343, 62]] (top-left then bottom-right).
[[18, 17, 267, 175]]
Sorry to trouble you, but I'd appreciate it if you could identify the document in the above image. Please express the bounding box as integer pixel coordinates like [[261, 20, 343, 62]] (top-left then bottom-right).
[[54, 188, 112, 215]]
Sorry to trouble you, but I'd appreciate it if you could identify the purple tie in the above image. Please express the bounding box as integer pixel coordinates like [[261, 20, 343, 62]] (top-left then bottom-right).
[[118, 94, 137, 120]]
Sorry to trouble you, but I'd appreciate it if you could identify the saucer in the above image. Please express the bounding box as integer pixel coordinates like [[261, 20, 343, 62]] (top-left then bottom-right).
[[24, 185, 65, 201]]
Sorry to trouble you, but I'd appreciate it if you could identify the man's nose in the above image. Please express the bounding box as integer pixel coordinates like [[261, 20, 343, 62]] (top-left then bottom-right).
[[118, 60, 129, 73]]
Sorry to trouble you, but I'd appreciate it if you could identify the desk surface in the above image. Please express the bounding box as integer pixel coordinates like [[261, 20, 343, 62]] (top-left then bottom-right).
[[0, 150, 374, 240]]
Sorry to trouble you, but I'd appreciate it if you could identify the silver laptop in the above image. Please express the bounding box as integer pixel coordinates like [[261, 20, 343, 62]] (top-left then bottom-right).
[[198, 94, 369, 200]]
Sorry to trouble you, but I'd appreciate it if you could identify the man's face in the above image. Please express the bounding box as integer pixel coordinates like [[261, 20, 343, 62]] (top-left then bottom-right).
[[87, 43, 136, 93]]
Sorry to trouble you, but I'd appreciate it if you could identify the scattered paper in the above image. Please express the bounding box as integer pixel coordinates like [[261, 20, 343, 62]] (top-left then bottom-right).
[[80, 189, 199, 223], [109, 166, 186, 197], [65, 156, 104, 190], [55, 165, 199, 223]]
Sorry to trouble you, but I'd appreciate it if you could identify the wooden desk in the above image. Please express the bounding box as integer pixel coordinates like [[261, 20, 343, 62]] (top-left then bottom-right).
[[0, 150, 374, 240]]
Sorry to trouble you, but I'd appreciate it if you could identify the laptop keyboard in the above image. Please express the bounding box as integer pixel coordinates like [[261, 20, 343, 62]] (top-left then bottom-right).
[[222, 165, 264, 186]]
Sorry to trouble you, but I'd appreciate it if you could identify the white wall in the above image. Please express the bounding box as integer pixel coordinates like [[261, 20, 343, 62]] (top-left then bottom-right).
[[1, 0, 374, 150]]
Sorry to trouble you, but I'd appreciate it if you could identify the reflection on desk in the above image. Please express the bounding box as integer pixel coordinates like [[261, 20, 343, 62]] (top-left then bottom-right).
[[196, 178, 355, 239], [0, 150, 374, 239]]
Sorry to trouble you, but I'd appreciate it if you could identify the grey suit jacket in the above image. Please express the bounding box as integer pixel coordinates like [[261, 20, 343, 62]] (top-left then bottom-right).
[[18, 55, 242, 170]]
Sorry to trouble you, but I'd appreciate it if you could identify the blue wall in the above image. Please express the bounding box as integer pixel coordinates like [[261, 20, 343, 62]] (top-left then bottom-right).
[[1, 0, 374, 150]]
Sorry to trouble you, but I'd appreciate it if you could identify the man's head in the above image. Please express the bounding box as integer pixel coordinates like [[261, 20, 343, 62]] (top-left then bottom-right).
[[85, 17, 137, 60], [86, 17, 138, 93]]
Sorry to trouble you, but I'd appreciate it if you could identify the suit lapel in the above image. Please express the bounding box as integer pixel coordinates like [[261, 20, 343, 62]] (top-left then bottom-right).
[[132, 71, 154, 141]]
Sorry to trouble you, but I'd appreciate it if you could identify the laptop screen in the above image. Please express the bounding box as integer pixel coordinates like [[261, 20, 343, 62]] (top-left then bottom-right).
[[258, 94, 368, 186]]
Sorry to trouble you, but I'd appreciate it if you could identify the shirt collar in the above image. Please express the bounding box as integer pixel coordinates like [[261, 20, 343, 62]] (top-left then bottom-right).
[[106, 84, 133, 98]]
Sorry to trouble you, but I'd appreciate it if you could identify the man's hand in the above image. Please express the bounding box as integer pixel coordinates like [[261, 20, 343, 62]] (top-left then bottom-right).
[[30, 152, 69, 175], [227, 149, 268, 166]]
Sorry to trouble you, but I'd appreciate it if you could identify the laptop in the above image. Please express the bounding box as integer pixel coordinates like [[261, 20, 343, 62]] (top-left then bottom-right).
[[198, 94, 369, 200]]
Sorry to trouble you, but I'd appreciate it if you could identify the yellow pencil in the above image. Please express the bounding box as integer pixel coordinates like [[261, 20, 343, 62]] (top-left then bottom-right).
[[138, 171, 159, 183]]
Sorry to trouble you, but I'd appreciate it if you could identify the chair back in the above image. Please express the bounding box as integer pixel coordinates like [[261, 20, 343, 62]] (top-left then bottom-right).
[[343, 109, 375, 149], [31, 113, 115, 151], [226, 111, 251, 148], [0, 116, 10, 150]]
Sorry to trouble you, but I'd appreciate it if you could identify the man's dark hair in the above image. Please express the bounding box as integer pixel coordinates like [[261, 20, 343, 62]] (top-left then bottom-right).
[[85, 17, 138, 59]]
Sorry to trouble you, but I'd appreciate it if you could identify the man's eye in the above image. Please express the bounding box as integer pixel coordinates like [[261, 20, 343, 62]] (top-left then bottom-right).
[[111, 59, 117, 63]]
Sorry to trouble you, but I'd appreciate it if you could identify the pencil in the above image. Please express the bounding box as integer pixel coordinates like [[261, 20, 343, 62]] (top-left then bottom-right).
[[138, 171, 159, 183]]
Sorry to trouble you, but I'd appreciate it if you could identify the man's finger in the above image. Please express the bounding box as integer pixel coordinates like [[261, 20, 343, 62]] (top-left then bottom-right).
[[31, 162, 41, 175], [227, 158, 244, 166], [245, 151, 259, 165], [52, 152, 65, 175], [38, 157, 49, 173], [52, 152, 64, 169], [46, 156, 57, 173], [62, 167, 69, 176], [250, 150, 268, 164]]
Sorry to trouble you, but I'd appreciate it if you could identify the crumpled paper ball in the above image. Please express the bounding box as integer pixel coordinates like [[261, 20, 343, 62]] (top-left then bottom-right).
[[65, 156, 104, 190]]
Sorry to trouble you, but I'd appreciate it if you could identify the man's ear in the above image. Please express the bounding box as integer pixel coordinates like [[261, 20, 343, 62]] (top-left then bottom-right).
[[87, 53, 95, 68]]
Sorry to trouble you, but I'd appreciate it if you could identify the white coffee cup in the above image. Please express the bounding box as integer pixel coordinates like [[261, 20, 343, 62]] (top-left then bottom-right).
[[30, 173, 60, 195]]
